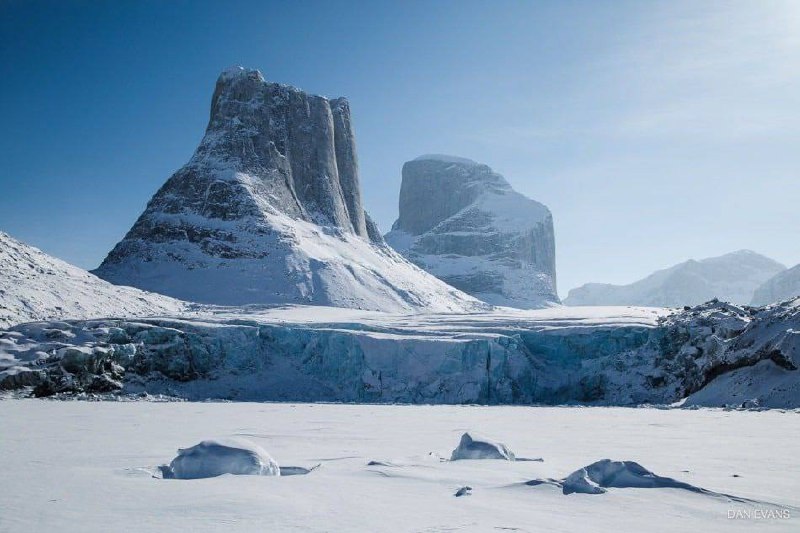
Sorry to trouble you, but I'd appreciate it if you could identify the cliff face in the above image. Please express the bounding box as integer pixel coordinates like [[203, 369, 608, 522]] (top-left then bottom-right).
[[385, 155, 559, 308], [93, 68, 480, 312]]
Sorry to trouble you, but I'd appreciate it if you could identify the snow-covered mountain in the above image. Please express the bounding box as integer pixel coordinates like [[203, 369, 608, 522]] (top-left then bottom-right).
[[565, 250, 785, 307], [751, 264, 800, 306], [0, 231, 183, 328], [92, 67, 482, 313], [384, 155, 559, 308]]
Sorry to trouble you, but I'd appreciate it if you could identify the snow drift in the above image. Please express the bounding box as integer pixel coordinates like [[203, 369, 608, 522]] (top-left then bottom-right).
[[450, 432, 515, 461], [159, 438, 279, 479], [561, 459, 695, 495]]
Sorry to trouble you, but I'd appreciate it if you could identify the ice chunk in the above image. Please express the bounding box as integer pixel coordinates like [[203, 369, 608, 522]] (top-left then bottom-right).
[[561, 459, 694, 495], [454, 486, 472, 497], [159, 438, 280, 479], [450, 432, 515, 461]]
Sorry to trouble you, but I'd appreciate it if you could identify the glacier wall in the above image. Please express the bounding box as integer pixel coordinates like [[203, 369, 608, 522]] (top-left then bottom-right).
[[2, 300, 795, 406]]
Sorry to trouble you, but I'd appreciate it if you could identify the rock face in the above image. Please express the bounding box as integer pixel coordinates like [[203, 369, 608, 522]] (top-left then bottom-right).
[[384, 155, 559, 308], [565, 250, 785, 307], [751, 264, 800, 306], [0, 231, 183, 329], [93, 68, 481, 312]]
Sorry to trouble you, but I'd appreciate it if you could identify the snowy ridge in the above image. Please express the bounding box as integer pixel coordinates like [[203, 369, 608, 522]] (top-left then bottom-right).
[[751, 264, 800, 306], [565, 250, 786, 307], [0, 231, 184, 328], [386, 156, 558, 309], [92, 67, 482, 313]]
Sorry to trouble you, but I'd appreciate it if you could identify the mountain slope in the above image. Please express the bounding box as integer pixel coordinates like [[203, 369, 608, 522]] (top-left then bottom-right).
[[565, 250, 785, 307], [751, 264, 800, 306], [0, 231, 183, 328], [92, 67, 482, 313], [385, 155, 558, 309]]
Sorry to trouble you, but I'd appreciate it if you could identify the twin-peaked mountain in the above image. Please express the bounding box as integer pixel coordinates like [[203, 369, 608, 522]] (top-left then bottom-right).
[[93, 67, 481, 312]]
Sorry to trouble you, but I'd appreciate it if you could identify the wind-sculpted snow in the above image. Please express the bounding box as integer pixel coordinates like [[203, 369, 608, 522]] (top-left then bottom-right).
[[450, 432, 515, 461], [0, 231, 184, 329], [1, 301, 797, 407], [92, 67, 481, 313], [385, 156, 559, 309], [527, 459, 769, 504], [159, 438, 280, 479]]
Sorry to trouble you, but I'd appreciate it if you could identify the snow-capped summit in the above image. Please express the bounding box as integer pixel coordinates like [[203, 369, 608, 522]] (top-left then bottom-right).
[[92, 68, 482, 312], [751, 263, 800, 306], [0, 231, 183, 328], [565, 250, 786, 307], [385, 156, 559, 308]]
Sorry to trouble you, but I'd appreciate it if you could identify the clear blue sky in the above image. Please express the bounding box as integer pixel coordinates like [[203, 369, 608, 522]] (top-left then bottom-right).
[[1, 0, 798, 297]]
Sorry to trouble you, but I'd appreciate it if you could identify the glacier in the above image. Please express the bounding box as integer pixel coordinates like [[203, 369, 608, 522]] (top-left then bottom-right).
[[2, 299, 797, 407]]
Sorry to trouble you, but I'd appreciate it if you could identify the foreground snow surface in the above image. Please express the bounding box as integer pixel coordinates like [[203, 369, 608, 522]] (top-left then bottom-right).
[[0, 402, 797, 532]]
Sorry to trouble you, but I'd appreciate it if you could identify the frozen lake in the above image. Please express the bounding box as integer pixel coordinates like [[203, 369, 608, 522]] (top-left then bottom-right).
[[0, 401, 797, 532]]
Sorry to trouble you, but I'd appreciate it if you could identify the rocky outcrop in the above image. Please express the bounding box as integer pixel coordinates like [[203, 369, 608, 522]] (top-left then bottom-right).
[[385, 155, 559, 308], [751, 264, 800, 306], [92, 68, 480, 312], [565, 250, 786, 308]]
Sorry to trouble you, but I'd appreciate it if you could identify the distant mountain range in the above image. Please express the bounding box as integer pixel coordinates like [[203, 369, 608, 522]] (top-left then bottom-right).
[[751, 264, 800, 306], [565, 250, 787, 307]]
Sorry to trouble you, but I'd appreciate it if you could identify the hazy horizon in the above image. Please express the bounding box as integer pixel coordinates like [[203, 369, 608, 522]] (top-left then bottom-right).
[[2, 0, 799, 297]]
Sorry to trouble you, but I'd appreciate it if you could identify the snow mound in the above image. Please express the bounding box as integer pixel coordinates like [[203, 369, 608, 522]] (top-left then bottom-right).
[[450, 432, 515, 461], [0, 231, 185, 329], [561, 459, 695, 495], [159, 438, 279, 479]]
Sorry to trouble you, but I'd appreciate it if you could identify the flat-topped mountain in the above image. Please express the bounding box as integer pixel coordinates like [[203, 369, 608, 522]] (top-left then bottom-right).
[[93, 68, 482, 312], [385, 155, 558, 308]]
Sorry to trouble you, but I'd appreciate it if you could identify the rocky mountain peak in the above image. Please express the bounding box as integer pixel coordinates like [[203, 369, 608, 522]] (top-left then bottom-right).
[[385, 155, 559, 309], [92, 68, 479, 311]]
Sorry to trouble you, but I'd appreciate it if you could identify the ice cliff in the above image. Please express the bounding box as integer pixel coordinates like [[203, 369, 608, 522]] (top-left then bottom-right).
[[92, 67, 481, 313], [385, 155, 559, 309], [2, 300, 796, 407]]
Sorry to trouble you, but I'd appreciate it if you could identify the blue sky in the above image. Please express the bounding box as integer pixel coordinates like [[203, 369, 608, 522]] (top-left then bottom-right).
[[1, 0, 798, 296]]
